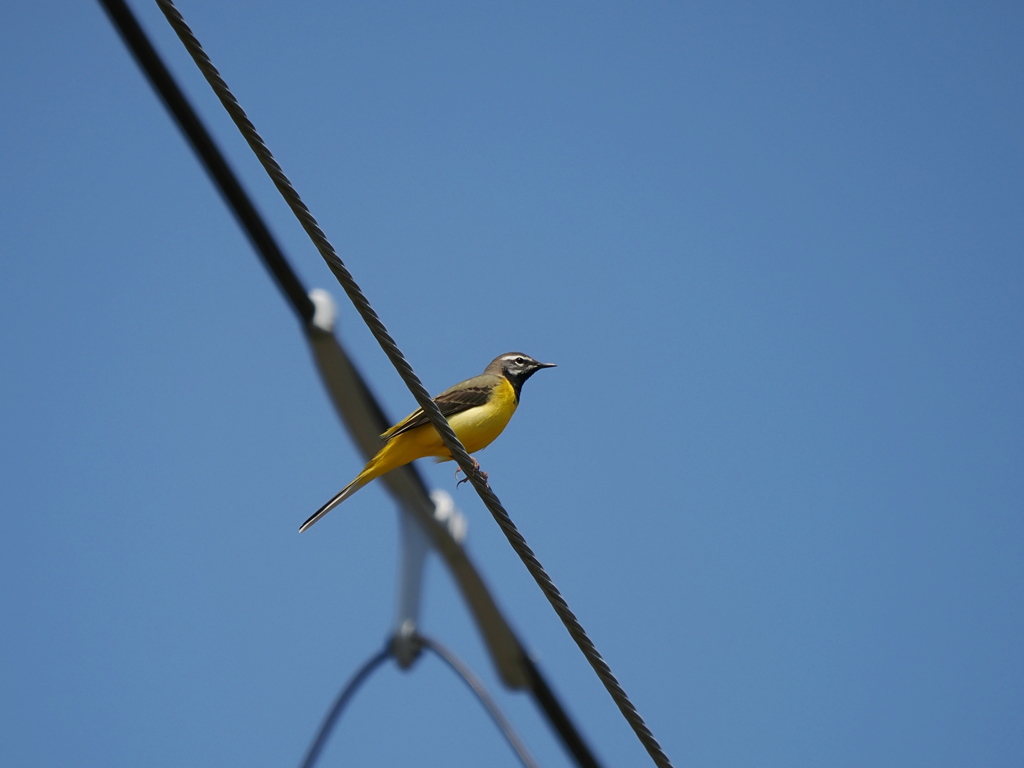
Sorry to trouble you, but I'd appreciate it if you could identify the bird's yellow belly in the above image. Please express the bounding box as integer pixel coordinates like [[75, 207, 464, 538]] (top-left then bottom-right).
[[408, 378, 519, 461], [448, 394, 517, 455]]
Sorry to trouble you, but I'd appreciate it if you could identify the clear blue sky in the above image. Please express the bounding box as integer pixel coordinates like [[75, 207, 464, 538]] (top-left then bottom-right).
[[2, 1, 1022, 766]]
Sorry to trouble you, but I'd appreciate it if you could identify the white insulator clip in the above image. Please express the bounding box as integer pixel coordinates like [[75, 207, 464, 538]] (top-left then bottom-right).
[[431, 489, 467, 544], [308, 288, 337, 334]]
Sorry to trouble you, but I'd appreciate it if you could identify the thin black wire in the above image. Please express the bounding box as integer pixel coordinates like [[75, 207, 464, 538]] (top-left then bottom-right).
[[298, 642, 392, 768], [299, 636, 540, 768], [96, 0, 314, 326], [152, 3, 673, 766], [418, 635, 540, 768]]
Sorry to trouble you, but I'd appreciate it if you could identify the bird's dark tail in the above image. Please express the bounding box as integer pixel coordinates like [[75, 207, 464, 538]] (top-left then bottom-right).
[[298, 478, 368, 532]]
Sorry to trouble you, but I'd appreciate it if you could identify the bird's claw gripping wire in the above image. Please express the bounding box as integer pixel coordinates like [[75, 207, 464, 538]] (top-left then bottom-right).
[[455, 459, 488, 489]]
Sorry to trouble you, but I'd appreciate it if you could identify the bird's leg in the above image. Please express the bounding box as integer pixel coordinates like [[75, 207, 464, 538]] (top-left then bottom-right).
[[455, 458, 489, 488]]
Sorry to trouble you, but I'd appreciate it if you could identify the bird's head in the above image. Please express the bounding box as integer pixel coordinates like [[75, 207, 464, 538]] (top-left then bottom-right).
[[488, 352, 556, 395]]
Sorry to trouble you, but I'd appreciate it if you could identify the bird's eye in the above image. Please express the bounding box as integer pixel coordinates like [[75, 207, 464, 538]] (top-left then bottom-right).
[[514, 357, 525, 365]]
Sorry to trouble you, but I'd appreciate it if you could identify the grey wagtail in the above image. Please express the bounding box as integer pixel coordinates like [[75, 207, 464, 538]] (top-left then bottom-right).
[[300, 352, 556, 531]]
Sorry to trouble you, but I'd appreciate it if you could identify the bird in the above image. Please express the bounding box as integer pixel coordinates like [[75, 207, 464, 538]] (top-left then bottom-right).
[[300, 352, 556, 532]]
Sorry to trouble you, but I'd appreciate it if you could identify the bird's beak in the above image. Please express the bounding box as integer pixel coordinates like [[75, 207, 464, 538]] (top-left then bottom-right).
[[536, 362, 557, 369]]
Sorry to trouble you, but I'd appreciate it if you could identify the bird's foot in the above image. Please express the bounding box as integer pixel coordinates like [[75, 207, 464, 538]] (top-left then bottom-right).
[[455, 459, 488, 488]]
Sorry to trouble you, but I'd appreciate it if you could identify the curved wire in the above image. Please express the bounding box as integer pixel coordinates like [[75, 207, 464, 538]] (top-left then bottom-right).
[[298, 643, 392, 768], [418, 634, 540, 768], [153, 4, 673, 766]]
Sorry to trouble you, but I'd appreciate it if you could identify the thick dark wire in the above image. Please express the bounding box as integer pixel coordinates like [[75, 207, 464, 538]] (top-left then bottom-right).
[[97, 0, 314, 326], [418, 635, 540, 768], [298, 643, 392, 768], [95, 3, 608, 766], [523, 656, 602, 768], [152, 3, 674, 766]]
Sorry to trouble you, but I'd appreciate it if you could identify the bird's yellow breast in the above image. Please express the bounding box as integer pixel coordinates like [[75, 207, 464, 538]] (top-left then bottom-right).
[[445, 376, 518, 455], [370, 376, 519, 473]]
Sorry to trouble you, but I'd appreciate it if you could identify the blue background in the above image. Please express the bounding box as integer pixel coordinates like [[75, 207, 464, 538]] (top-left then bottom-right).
[[2, 1, 1022, 766]]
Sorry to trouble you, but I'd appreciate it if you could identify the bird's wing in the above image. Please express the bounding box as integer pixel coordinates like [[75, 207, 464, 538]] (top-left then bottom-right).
[[381, 374, 499, 440]]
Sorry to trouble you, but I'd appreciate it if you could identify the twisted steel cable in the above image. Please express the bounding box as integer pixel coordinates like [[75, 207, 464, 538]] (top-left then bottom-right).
[[154, 3, 672, 765]]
